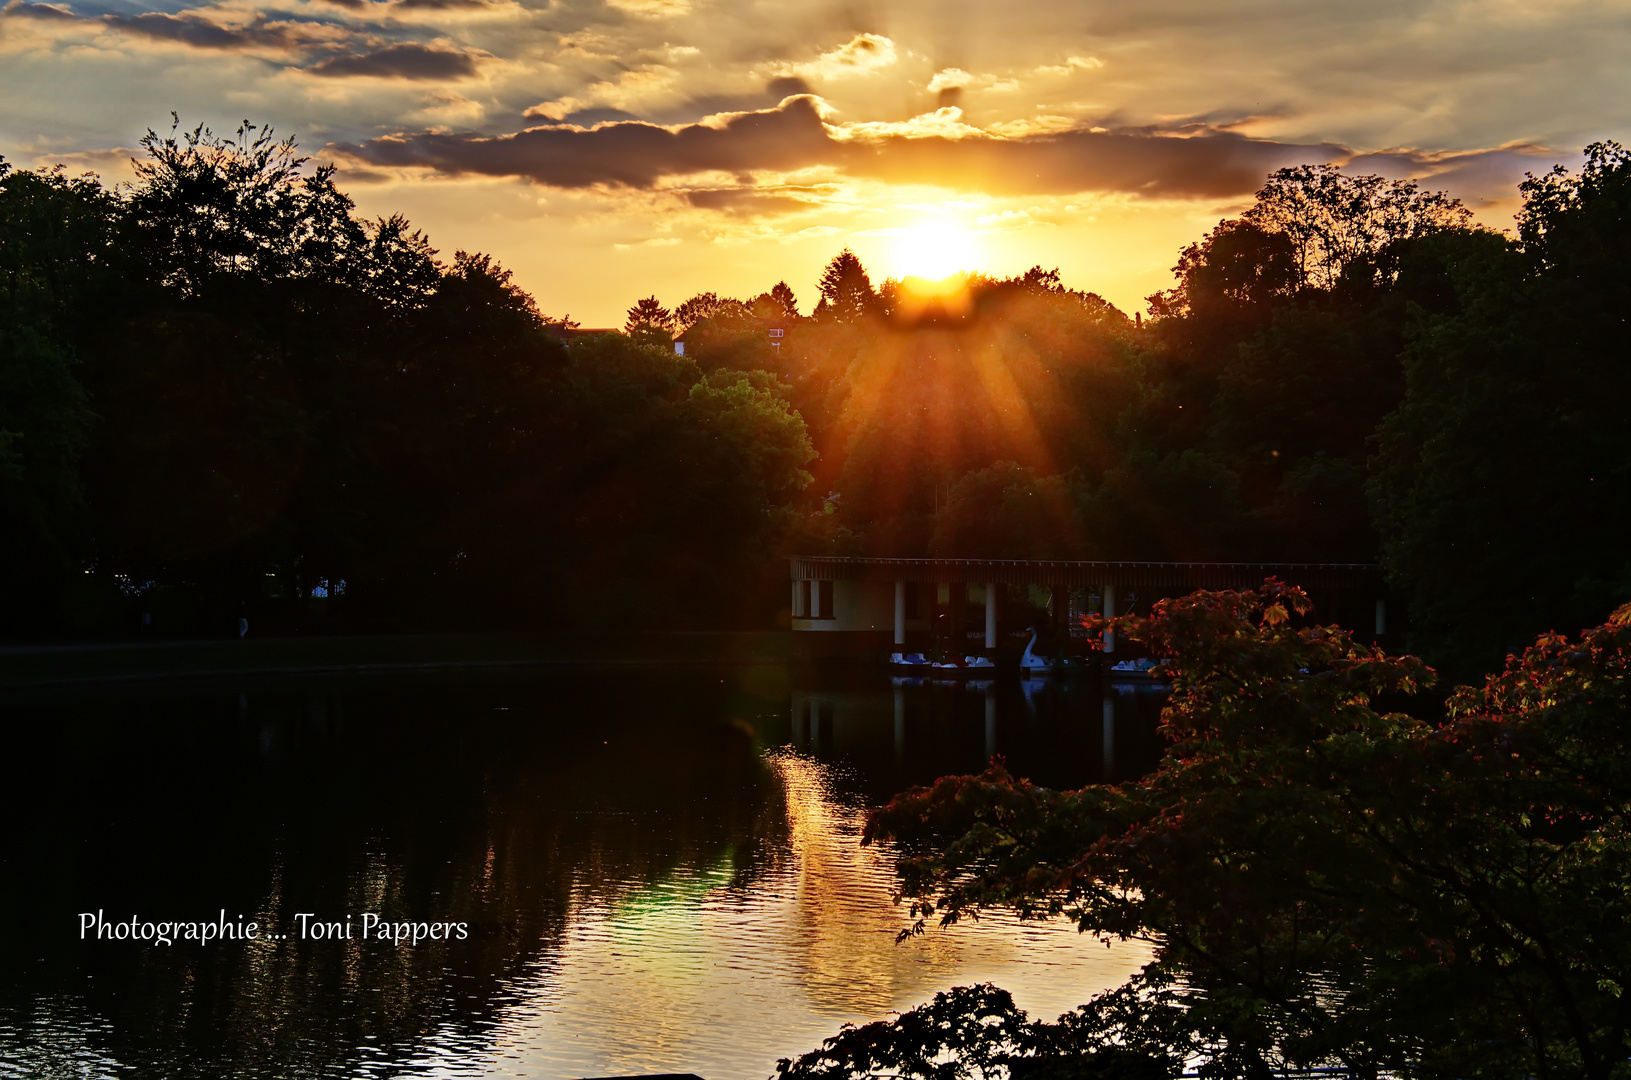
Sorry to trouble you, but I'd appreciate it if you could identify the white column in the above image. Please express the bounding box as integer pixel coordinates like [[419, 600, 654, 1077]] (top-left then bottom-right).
[[811, 580, 822, 619], [894, 581, 907, 645], [985, 689, 997, 762], [792, 581, 802, 619], [1102, 582, 1117, 654], [985, 582, 998, 650], [1375, 598, 1387, 637]]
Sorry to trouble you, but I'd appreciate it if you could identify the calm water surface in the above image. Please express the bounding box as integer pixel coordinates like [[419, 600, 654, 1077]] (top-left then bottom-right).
[[0, 665, 1167, 1080]]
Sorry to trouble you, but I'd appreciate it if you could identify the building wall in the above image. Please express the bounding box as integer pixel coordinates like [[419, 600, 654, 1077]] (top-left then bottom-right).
[[791, 579, 928, 634]]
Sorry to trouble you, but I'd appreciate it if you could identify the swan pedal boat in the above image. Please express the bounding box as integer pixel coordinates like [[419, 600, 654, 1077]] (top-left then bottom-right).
[[889, 652, 995, 673], [1018, 628, 1085, 674]]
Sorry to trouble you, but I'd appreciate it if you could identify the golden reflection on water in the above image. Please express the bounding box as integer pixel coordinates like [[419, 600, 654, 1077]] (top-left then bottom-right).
[[488, 750, 1151, 1080]]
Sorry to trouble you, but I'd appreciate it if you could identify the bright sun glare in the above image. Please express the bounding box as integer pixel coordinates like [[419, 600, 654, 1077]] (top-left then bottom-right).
[[889, 221, 981, 281]]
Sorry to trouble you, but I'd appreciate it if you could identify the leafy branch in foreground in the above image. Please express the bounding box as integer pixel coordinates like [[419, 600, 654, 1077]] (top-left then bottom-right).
[[790, 582, 1631, 1080], [775, 982, 1180, 1080]]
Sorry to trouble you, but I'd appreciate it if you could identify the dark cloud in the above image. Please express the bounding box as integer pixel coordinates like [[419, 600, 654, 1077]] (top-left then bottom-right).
[[846, 125, 1345, 198], [685, 188, 813, 214], [535, 107, 641, 127], [335, 165, 394, 184], [851, 126, 1536, 201], [305, 0, 493, 9], [308, 43, 479, 79], [104, 11, 299, 49], [641, 89, 813, 129], [628, 77, 821, 129], [340, 95, 835, 186], [1345, 144, 1557, 206], [338, 97, 1537, 204], [2, 0, 484, 61], [1, 1, 77, 21], [0, 2, 330, 49], [766, 76, 812, 98]]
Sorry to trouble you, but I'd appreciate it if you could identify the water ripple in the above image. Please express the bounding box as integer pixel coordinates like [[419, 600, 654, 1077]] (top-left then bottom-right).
[[457, 749, 1149, 1080]]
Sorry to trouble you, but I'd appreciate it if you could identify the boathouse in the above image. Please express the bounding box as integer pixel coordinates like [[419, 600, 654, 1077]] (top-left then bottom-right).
[[789, 556, 1385, 659]]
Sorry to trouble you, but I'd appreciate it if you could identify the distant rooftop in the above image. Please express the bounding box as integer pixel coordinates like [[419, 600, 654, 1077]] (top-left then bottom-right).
[[545, 324, 617, 341]]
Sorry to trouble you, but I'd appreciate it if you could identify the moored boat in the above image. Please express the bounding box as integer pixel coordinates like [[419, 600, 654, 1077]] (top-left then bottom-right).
[[1019, 628, 1084, 673], [1108, 656, 1162, 679]]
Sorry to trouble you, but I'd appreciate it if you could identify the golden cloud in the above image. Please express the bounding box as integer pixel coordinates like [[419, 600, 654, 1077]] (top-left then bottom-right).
[[769, 33, 897, 82]]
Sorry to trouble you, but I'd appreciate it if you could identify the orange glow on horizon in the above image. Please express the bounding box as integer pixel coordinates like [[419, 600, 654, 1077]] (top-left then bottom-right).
[[891, 273, 977, 320]]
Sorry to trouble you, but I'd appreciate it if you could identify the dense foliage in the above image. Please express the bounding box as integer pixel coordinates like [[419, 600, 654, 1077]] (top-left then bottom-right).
[[777, 585, 1631, 1080], [1371, 143, 1631, 675], [0, 120, 813, 636]]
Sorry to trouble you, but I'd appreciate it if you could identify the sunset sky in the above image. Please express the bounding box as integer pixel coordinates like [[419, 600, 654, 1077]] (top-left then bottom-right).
[[3, 0, 1627, 324]]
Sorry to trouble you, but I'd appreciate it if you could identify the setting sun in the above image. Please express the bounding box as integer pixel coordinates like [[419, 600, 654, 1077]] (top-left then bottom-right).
[[887, 221, 983, 281]]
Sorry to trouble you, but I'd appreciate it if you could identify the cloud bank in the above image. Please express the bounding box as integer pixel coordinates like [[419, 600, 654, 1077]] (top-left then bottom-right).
[[335, 96, 1541, 203], [341, 96, 838, 188], [0, 0, 484, 79], [309, 43, 480, 79]]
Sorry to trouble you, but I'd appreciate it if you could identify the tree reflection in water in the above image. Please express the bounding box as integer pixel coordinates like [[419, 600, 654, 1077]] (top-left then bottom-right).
[[0, 668, 1153, 1079]]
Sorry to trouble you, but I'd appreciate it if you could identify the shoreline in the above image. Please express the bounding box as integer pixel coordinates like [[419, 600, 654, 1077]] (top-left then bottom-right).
[[0, 631, 794, 691]]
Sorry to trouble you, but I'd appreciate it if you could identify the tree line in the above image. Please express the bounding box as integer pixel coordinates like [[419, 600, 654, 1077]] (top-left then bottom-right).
[[3, 118, 1629, 674], [618, 151, 1631, 679], [0, 119, 815, 637]]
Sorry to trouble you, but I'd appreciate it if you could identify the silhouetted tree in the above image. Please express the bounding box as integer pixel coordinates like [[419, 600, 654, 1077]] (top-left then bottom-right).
[[624, 294, 675, 336], [360, 213, 441, 310], [814, 249, 879, 322], [674, 291, 751, 332], [1243, 163, 1473, 291], [1370, 143, 1631, 676], [125, 117, 354, 293], [765, 280, 800, 319], [1147, 221, 1298, 318], [0, 161, 106, 629], [0, 118, 829, 637]]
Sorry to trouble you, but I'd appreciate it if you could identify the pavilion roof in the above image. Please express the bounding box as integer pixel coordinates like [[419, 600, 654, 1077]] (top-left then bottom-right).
[[789, 556, 1380, 590]]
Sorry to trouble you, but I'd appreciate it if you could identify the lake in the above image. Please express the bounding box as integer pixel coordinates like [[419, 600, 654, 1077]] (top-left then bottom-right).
[[0, 665, 1168, 1080]]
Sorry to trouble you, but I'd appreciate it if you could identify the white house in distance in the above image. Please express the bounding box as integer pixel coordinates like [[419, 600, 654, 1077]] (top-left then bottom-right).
[[674, 318, 789, 356]]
